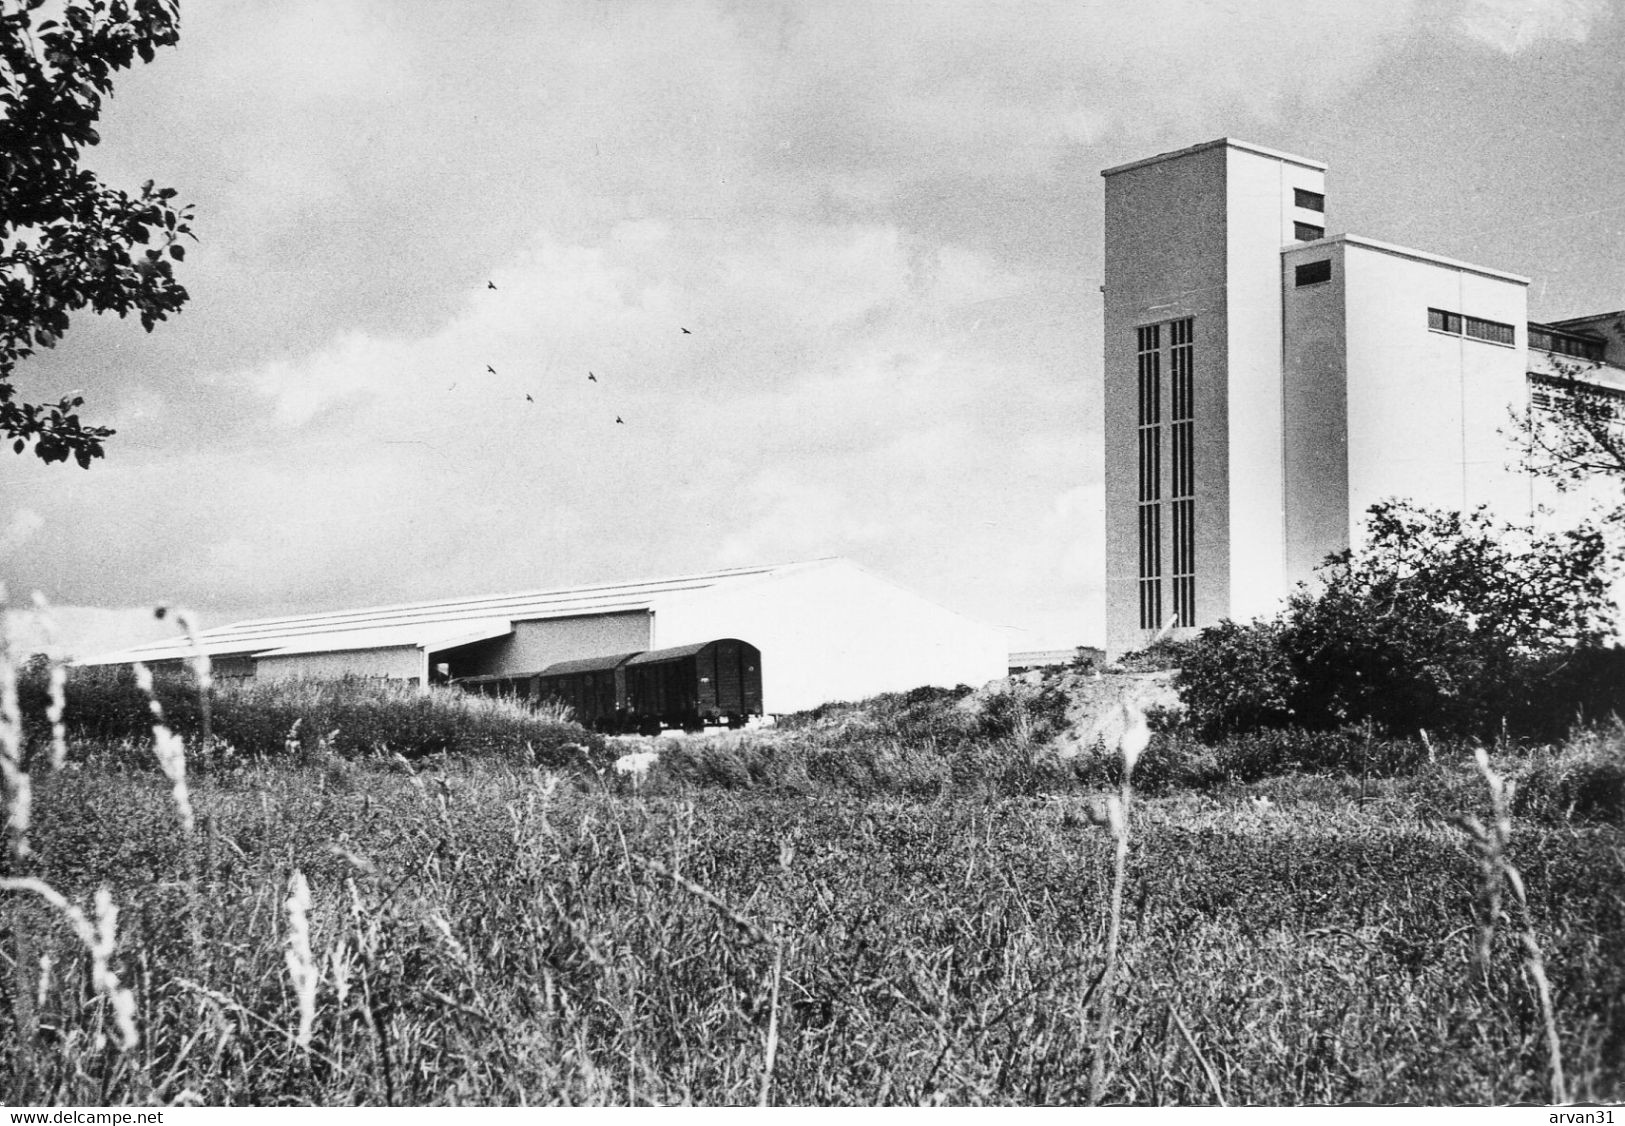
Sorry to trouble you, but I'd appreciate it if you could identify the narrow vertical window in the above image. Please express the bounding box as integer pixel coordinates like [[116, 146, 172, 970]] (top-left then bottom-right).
[[1136, 324, 1162, 630], [1168, 317, 1195, 630]]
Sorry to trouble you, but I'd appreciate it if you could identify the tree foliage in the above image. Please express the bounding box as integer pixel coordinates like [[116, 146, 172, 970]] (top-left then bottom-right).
[[1175, 501, 1620, 738], [0, 0, 191, 467], [1510, 334, 1625, 513]]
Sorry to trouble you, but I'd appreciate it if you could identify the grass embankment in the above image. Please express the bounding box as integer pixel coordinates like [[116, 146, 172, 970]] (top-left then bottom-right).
[[2, 668, 1623, 1104], [16, 667, 601, 766]]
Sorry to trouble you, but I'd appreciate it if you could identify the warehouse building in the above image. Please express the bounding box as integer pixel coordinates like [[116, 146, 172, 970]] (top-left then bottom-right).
[[1102, 137, 1625, 658], [78, 557, 1008, 716]]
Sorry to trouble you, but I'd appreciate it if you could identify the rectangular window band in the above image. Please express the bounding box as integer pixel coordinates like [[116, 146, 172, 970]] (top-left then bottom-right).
[[1294, 259, 1332, 286], [1430, 307, 1513, 344]]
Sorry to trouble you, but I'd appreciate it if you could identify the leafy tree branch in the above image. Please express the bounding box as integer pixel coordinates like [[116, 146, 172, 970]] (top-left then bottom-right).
[[0, 0, 192, 467]]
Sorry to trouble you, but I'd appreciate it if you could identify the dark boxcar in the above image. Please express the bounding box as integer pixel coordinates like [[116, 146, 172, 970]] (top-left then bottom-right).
[[533, 651, 639, 731], [455, 672, 538, 702], [624, 638, 762, 734], [456, 639, 763, 736]]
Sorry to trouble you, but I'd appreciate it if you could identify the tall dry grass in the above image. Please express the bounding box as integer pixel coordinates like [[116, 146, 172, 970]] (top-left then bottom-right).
[[9, 750, 1619, 1104], [1, 599, 1618, 1104]]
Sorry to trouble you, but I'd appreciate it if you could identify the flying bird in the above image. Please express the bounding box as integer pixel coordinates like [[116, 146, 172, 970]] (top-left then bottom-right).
[[680, 327, 691, 334], [486, 365, 496, 374], [487, 281, 497, 290], [525, 394, 534, 403], [616, 416, 624, 424], [588, 372, 597, 382]]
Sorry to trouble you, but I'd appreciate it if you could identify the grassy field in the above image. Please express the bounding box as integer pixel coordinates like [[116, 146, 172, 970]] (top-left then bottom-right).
[[4, 709, 1623, 1106], [2, 662, 1623, 1105]]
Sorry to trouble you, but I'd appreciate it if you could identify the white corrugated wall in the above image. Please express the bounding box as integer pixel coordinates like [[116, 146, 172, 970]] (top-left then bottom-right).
[[649, 560, 1007, 714]]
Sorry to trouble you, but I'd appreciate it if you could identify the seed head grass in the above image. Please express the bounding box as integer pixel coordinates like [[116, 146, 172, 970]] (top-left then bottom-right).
[[1, 583, 32, 864], [0, 877, 139, 1052], [284, 870, 318, 1049], [133, 663, 195, 836]]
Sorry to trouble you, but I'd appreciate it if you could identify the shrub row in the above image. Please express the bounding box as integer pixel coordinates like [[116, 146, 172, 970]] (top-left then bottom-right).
[[1163, 501, 1623, 740], [1512, 727, 1625, 824], [15, 663, 601, 766], [654, 721, 1430, 797], [642, 720, 1624, 824], [1175, 626, 1625, 741], [779, 681, 1071, 756]]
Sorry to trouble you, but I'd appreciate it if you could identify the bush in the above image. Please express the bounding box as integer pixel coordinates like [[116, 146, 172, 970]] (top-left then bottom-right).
[[1175, 501, 1620, 739], [1174, 620, 1297, 737], [1514, 728, 1625, 824], [16, 664, 600, 767], [1503, 646, 1625, 737], [1112, 637, 1187, 673], [976, 681, 1071, 745]]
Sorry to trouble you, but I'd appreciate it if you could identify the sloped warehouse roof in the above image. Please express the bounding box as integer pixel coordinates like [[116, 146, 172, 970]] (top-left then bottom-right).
[[77, 560, 809, 667], [78, 558, 1012, 713]]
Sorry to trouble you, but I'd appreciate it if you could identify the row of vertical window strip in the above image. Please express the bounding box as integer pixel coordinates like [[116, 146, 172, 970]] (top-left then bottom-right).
[[1428, 307, 1515, 346], [1528, 326, 1605, 361], [1136, 324, 1162, 629], [1137, 318, 1195, 631], [1138, 506, 1163, 633], [1168, 317, 1195, 630], [1170, 501, 1195, 631]]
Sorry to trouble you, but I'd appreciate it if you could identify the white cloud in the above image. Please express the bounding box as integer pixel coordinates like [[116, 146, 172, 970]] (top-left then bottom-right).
[[765, 0, 1421, 183], [713, 471, 893, 565], [1456, 0, 1611, 52], [194, 0, 414, 103], [30, 211, 1054, 622], [1, 508, 45, 561], [3, 605, 166, 662], [237, 214, 1022, 436], [35, 0, 1615, 652]]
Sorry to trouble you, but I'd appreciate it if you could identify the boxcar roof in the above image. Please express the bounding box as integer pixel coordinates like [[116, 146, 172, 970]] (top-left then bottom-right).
[[452, 671, 537, 686], [626, 638, 754, 665], [537, 651, 641, 676]]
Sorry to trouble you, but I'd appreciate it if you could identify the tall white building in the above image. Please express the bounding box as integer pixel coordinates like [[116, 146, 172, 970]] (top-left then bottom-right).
[[1102, 138, 1625, 658]]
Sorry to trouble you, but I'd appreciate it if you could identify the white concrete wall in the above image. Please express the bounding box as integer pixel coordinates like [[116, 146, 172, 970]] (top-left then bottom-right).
[[1281, 239, 1351, 584], [1340, 240, 1531, 546], [649, 560, 1007, 714], [455, 612, 651, 677], [1224, 147, 1326, 623], [255, 645, 424, 683], [1101, 139, 1326, 657], [1102, 142, 1231, 658]]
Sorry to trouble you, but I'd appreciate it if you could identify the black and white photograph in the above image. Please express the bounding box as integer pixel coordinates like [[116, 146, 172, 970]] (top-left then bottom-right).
[[1, 0, 1623, 1109]]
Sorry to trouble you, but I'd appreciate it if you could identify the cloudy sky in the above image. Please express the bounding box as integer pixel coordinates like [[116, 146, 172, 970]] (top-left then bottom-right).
[[3, 0, 1623, 658]]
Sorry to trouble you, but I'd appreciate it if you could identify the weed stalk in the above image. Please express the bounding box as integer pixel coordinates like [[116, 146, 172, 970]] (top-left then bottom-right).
[[1455, 747, 1568, 1104], [1089, 700, 1149, 1105]]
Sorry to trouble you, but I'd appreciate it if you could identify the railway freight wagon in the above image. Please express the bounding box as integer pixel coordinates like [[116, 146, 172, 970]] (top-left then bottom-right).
[[529, 652, 636, 724], [453, 652, 632, 717], [457, 638, 762, 735], [622, 639, 762, 734]]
